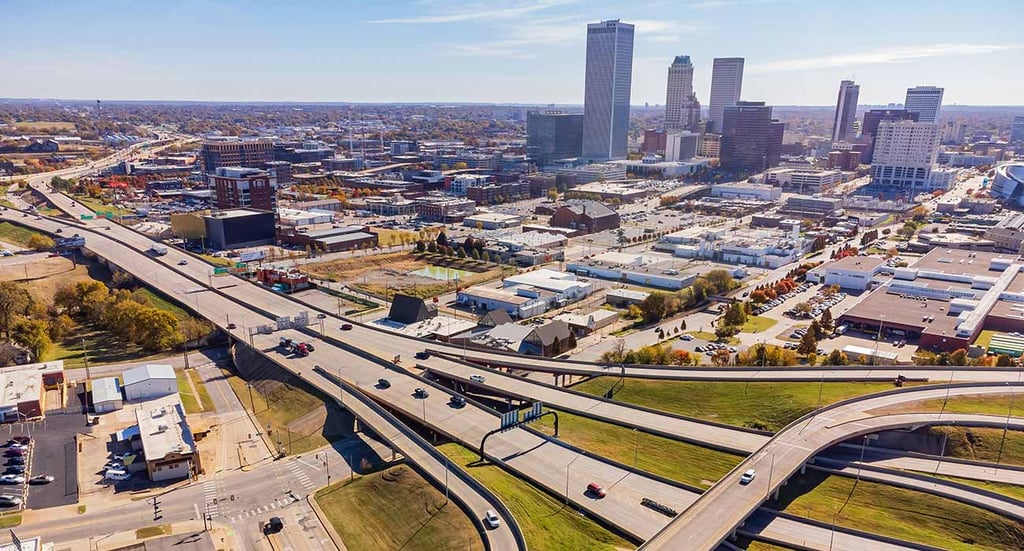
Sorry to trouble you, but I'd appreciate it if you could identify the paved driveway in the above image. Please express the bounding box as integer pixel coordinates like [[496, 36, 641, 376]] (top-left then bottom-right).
[[24, 411, 87, 509]]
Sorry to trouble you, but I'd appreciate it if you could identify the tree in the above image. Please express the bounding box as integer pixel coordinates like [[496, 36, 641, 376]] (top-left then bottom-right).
[[949, 348, 969, 366], [794, 302, 812, 316], [639, 292, 679, 324], [995, 354, 1015, 367], [798, 329, 818, 356], [723, 302, 747, 327], [810, 319, 825, 340], [426, 241, 438, 253], [671, 349, 694, 366], [415, 240, 426, 253], [626, 304, 643, 320], [0, 281, 30, 339], [456, 248, 466, 259], [436, 232, 449, 248], [47, 314, 74, 341], [547, 188, 559, 201], [819, 308, 834, 333], [898, 222, 917, 240], [28, 233, 54, 251], [710, 349, 732, 366], [12, 319, 50, 361], [823, 349, 849, 366], [134, 308, 179, 352], [704, 270, 735, 294], [714, 322, 739, 340]]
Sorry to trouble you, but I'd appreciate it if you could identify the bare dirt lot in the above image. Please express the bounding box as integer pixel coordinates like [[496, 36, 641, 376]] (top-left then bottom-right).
[[0, 255, 83, 284]]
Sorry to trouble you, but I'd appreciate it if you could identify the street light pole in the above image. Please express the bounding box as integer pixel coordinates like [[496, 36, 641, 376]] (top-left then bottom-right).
[[633, 428, 640, 468]]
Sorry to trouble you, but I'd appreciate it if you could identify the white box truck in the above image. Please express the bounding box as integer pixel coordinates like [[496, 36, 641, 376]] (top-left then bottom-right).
[[150, 243, 168, 256]]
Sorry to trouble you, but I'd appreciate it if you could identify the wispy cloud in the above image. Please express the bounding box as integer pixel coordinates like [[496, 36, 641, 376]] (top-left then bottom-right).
[[750, 43, 1022, 73], [368, 0, 575, 24]]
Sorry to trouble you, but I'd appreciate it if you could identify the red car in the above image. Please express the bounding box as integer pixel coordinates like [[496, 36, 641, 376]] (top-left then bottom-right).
[[587, 482, 606, 498]]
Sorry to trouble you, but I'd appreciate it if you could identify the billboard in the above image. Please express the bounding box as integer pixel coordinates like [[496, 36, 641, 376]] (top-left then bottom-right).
[[239, 250, 266, 263], [55, 236, 86, 248]]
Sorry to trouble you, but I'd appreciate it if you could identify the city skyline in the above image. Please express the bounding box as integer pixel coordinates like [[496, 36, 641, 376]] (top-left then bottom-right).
[[1, 1, 1022, 106]]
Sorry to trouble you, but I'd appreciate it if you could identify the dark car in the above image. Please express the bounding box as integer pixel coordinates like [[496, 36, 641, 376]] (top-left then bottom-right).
[[4, 466, 24, 475], [413, 388, 429, 399], [449, 396, 467, 408], [5, 458, 24, 466], [340, 324, 353, 331], [377, 378, 391, 389], [4, 450, 25, 457], [414, 351, 430, 360], [264, 516, 284, 534]]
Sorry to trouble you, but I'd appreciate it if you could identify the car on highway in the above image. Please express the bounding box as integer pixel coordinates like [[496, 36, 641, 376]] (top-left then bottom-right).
[[413, 388, 429, 399], [340, 324, 353, 331], [0, 495, 22, 507], [377, 378, 391, 389], [469, 374, 486, 383], [414, 351, 430, 360], [587, 482, 607, 498], [449, 396, 467, 408], [177, 259, 188, 265], [484, 510, 500, 529], [739, 469, 757, 485], [28, 475, 54, 485], [0, 475, 24, 484]]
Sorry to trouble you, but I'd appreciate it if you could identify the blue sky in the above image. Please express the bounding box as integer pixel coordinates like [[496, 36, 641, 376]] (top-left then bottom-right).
[[1, 0, 1021, 105]]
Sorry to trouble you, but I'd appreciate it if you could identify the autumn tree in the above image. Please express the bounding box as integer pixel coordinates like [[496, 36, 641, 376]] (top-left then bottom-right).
[[798, 328, 818, 356], [671, 349, 694, 366], [823, 349, 849, 366], [47, 314, 75, 341], [28, 233, 55, 251], [0, 281, 30, 339], [722, 302, 747, 327], [12, 319, 50, 361], [819, 308, 834, 333]]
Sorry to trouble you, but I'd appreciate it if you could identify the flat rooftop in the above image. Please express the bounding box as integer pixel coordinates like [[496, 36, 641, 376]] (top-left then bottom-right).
[[840, 290, 962, 339], [910, 248, 1019, 277], [460, 286, 534, 305], [828, 255, 886, 272], [135, 394, 196, 461], [204, 208, 271, 219]]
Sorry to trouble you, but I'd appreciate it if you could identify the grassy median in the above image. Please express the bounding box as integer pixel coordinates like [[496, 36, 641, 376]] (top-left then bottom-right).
[[934, 474, 1024, 502], [573, 378, 902, 431], [930, 426, 1024, 467], [314, 464, 482, 551], [438, 443, 631, 551], [175, 369, 202, 414], [771, 470, 1024, 550], [532, 408, 742, 488]]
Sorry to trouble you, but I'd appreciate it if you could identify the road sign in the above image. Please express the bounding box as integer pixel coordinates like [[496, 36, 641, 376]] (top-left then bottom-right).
[[80, 214, 93, 220], [213, 267, 229, 275], [500, 410, 520, 432], [524, 401, 543, 423]]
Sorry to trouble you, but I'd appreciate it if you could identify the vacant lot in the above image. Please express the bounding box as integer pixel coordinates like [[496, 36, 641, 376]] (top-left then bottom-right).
[[438, 443, 631, 551], [772, 470, 1024, 550], [315, 465, 482, 551], [573, 378, 906, 431], [0, 254, 80, 283], [221, 367, 347, 455], [306, 252, 505, 300]]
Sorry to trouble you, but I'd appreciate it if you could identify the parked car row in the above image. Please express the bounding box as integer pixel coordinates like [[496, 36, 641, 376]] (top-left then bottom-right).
[[753, 283, 814, 315], [1, 436, 38, 508], [695, 342, 737, 355]]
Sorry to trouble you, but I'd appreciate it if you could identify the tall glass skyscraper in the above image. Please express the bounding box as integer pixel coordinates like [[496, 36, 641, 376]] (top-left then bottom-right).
[[581, 20, 634, 161], [831, 80, 860, 142], [707, 57, 744, 133], [904, 86, 944, 124]]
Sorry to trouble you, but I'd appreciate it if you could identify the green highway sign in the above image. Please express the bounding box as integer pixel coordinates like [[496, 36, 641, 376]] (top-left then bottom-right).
[[213, 267, 229, 275]]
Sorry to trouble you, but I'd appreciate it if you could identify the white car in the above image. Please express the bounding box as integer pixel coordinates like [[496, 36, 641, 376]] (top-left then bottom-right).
[[739, 469, 757, 485], [0, 475, 24, 484], [484, 510, 501, 529], [679, 334, 694, 341], [470, 374, 487, 383]]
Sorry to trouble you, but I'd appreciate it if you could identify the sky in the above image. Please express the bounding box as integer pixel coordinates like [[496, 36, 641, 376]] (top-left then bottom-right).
[[1, 0, 1022, 106]]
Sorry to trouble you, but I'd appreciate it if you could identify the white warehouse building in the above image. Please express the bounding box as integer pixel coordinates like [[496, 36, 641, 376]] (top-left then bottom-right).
[[122, 364, 177, 402]]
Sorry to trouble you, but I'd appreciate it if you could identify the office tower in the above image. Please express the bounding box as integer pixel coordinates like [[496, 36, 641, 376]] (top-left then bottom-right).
[[1010, 116, 1024, 144], [869, 120, 939, 194], [719, 101, 784, 172], [581, 20, 635, 161], [665, 131, 700, 162], [526, 111, 584, 167], [665, 55, 701, 132], [209, 167, 277, 210], [201, 139, 275, 172], [860, 109, 919, 163], [940, 120, 966, 145], [831, 80, 860, 142], [904, 86, 944, 123], [707, 57, 744, 133]]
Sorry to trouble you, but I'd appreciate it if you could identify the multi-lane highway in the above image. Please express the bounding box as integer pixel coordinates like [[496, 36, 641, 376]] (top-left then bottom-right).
[[15, 160, 1024, 550], [641, 384, 1024, 550]]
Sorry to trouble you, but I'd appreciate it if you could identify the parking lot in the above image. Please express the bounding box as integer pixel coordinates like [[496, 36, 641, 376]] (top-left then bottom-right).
[[19, 412, 84, 509]]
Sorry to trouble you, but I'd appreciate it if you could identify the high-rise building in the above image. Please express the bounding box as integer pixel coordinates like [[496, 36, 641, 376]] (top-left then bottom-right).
[[707, 57, 744, 133], [1010, 116, 1024, 144], [831, 80, 860, 142], [904, 86, 944, 124], [209, 167, 277, 211], [201, 139, 275, 172], [581, 20, 635, 161], [940, 120, 966, 145], [719, 101, 785, 172], [869, 120, 939, 193], [665, 55, 701, 132], [526, 111, 584, 166], [860, 109, 919, 163]]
